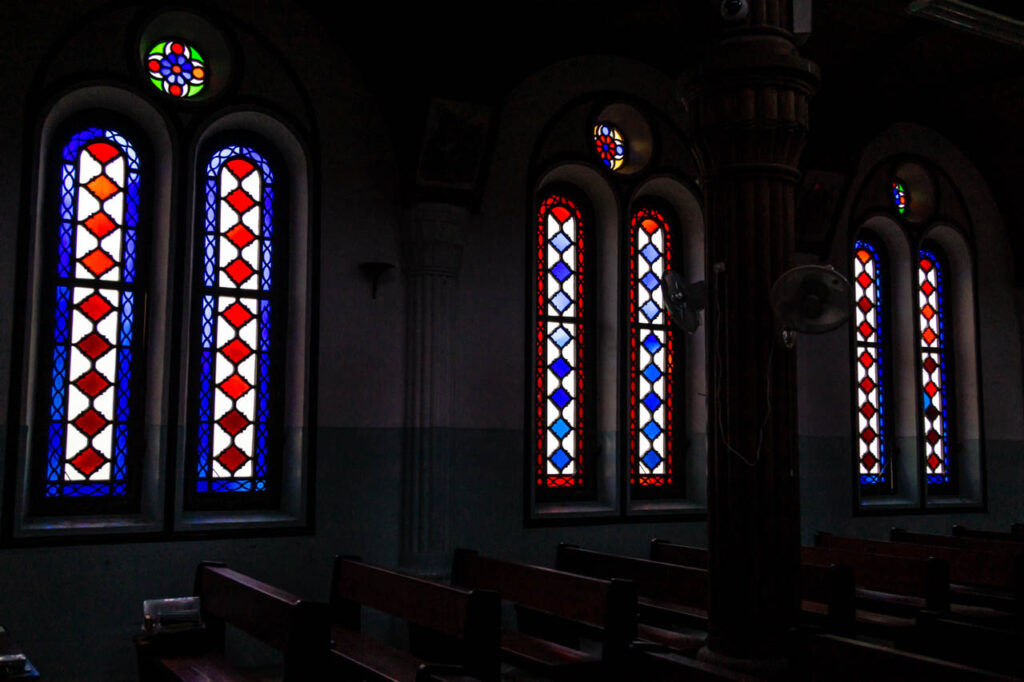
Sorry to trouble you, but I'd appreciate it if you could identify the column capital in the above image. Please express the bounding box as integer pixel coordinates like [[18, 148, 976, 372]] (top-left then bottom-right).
[[685, 34, 819, 181]]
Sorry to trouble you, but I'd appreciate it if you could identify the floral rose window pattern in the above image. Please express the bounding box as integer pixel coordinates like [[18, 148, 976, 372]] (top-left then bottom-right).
[[45, 128, 141, 498], [593, 123, 626, 172], [918, 251, 951, 485], [853, 240, 888, 487], [535, 194, 586, 489], [146, 40, 207, 99], [195, 146, 275, 493], [628, 207, 674, 487]]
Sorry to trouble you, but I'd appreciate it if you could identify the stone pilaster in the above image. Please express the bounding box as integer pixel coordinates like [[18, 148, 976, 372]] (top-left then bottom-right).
[[398, 203, 467, 578]]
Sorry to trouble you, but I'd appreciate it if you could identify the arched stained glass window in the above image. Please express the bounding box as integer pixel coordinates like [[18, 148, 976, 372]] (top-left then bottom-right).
[[853, 240, 889, 487], [918, 250, 951, 485], [193, 145, 275, 495], [535, 193, 586, 489], [44, 128, 141, 498], [629, 207, 674, 487]]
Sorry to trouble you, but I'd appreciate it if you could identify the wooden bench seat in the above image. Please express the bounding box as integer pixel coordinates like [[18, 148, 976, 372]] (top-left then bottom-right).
[[796, 632, 1017, 681], [329, 556, 500, 682], [135, 562, 328, 682], [452, 548, 636, 681]]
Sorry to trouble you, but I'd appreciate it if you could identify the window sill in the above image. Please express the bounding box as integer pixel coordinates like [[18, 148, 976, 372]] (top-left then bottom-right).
[[526, 499, 706, 526]]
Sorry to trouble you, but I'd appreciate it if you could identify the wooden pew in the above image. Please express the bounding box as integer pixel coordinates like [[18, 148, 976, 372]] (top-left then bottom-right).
[[650, 538, 708, 568], [329, 555, 501, 682], [816, 532, 1024, 615], [799, 562, 857, 635], [891, 527, 1024, 555], [555, 543, 707, 653], [801, 546, 949, 641], [452, 548, 636, 680], [953, 525, 1024, 543], [648, 539, 856, 634], [796, 632, 1017, 681], [913, 610, 1024, 677], [135, 561, 329, 682]]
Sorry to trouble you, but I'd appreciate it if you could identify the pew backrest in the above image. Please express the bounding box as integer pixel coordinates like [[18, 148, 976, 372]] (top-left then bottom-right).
[[330, 555, 501, 681], [817, 532, 1023, 597], [451, 548, 637, 661], [801, 546, 950, 612], [556, 543, 707, 612], [649, 538, 708, 569]]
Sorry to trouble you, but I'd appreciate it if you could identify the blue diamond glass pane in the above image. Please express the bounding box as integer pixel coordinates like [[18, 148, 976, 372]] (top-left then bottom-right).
[[641, 243, 661, 264], [549, 326, 572, 349], [642, 421, 662, 441], [551, 261, 572, 283], [550, 387, 572, 409], [642, 392, 662, 412], [641, 272, 660, 292], [550, 418, 572, 440], [641, 300, 660, 321], [551, 291, 572, 313], [550, 357, 571, 379], [641, 450, 662, 470], [641, 332, 662, 354], [642, 363, 663, 383], [551, 448, 571, 471], [550, 232, 571, 253]]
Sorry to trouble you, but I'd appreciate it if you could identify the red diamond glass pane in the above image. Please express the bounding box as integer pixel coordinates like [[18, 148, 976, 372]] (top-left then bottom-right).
[[216, 445, 248, 474], [80, 249, 116, 277], [77, 332, 112, 360], [218, 373, 252, 401], [226, 188, 255, 214], [70, 447, 106, 477], [79, 292, 114, 322], [219, 338, 254, 364], [75, 370, 111, 398], [222, 301, 254, 329]]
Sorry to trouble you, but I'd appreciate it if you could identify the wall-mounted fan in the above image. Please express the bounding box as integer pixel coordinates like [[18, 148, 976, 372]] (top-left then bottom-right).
[[663, 270, 706, 333], [769, 265, 851, 347]]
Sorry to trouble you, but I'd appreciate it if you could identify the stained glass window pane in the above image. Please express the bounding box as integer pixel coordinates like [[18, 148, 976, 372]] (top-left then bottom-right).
[[146, 40, 207, 99], [593, 123, 626, 171], [630, 208, 674, 487], [892, 181, 907, 215], [536, 194, 585, 489], [918, 251, 950, 484], [45, 128, 140, 498], [195, 146, 274, 494], [853, 240, 888, 486]]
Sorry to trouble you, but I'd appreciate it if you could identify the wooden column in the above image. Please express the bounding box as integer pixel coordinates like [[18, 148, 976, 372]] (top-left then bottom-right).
[[399, 203, 467, 578], [687, 1, 818, 669]]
